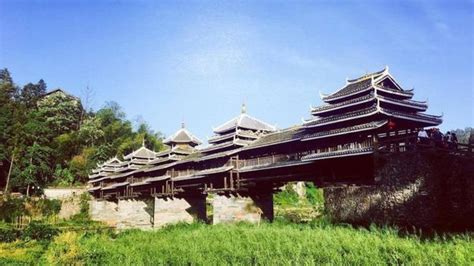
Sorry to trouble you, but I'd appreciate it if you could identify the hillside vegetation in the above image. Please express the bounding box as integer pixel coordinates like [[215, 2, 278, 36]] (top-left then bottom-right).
[[0, 68, 164, 193]]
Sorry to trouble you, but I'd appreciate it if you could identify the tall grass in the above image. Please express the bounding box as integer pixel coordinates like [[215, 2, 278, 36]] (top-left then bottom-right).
[[78, 222, 473, 265], [1, 222, 472, 265]]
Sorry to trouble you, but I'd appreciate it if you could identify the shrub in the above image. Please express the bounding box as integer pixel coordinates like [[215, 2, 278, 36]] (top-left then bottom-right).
[[21, 221, 59, 241], [0, 223, 20, 242], [305, 182, 324, 207], [0, 240, 46, 264], [44, 231, 83, 265], [70, 192, 91, 221], [0, 196, 25, 222], [35, 198, 62, 217], [274, 184, 300, 207]]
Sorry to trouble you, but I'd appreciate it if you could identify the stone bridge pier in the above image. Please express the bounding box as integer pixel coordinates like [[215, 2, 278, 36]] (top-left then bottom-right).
[[90, 199, 119, 227], [115, 198, 155, 230], [212, 191, 274, 224], [154, 195, 207, 228]]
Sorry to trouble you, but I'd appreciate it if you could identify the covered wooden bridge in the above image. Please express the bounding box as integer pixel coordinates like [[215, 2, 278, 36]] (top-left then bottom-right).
[[87, 67, 473, 229]]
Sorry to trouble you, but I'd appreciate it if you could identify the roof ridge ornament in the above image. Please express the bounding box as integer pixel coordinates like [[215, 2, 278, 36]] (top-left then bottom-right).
[[241, 103, 247, 114]]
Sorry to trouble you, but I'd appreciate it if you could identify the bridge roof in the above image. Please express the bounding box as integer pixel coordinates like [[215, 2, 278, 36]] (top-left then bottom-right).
[[213, 112, 276, 134], [163, 125, 202, 146], [242, 126, 305, 151]]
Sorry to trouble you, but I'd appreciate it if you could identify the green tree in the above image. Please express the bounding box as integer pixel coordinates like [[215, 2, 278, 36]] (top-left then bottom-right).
[[37, 89, 83, 135], [20, 80, 47, 107], [0, 68, 19, 191]]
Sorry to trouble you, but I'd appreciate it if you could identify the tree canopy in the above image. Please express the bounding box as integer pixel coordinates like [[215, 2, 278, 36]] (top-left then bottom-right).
[[0, 68, 164, 194]]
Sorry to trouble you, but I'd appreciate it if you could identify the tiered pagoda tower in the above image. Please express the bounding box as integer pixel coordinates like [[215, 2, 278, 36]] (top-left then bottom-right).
[[87, 143, 158, 198], [200, 104, 276, 154], [88, 125, 201, 198], [300, 66, 442, 161]]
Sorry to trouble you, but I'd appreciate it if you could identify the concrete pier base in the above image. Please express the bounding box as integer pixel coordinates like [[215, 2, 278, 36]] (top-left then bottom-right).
[[90, 199, 118, 227], [154, 196, 206, 228], [212, 193, 273, 224], [116, 199, 154, 230]]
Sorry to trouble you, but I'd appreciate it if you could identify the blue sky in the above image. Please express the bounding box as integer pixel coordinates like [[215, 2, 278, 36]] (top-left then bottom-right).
[[1, 0, 473, 140]]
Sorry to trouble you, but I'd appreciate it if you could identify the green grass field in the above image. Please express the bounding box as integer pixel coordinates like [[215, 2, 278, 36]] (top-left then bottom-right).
[[1, 221, 473, 265]]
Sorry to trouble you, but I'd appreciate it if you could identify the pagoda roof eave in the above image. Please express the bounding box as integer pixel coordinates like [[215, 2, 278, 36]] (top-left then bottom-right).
[[301, 147, 374, 162], [375, 85, 414, 98], [163, 128, 202, 146], [143, 161, 178, 173], [101, 181, 129, 191], [377, 95, 427, 111], [199, 140, 247, 154], [208, 131, 236, 144], [238, 160, 311, 173], [312, 94, 375, 115], [322, 85, 373, 103], [88, 176, 110, 183], [194, 149, 241, 162], [110, 169, 143, 180], [172, 174, 205, 182], [123, 146, 157, 160], [380, 108, 442, 126], [87, 186, 101, 192], [304, 106, 379, 128], [213, 113, 276, 134], [302, 120, 388, 142], [129, 175, 171, 187]]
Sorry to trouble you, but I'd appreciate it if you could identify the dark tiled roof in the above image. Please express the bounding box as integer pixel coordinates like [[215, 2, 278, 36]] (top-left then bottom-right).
[[239, 160, 310, 173], [102, 181, 129, 190], [213, 113, 276, 134], [208, 131, 236, 144], [377, 86, 414, 97], [304, 105, 378, 127], [172, 174, 205, 182], [199, 139, 249, 153], [380, 108, 442, 125], [301, 147, 374, 161], [110, 169, 143, 180], [129, 175, 170, 187], [302, 120, 388, 141], [243, 126, 305, 151], [323, 78, 373, 101], [123, 146, 157, 160], [196, 165, 233, 175], [195, 149, 240, 162], [312, 93, 375, 115], [164, 128, 202, 146], [347, 69, 385, 83], [377, 95, 425, 110]]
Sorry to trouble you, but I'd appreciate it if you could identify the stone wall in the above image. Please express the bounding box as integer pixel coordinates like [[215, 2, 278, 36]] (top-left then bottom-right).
[[44, 188, 86, 219], [90, 199, 118, 226], [116, 199, 154, 230], [324, 151, 474, 230], [212, 193, 273, 224], [154, 196, 206, 228], [44, 188, 86, 200]]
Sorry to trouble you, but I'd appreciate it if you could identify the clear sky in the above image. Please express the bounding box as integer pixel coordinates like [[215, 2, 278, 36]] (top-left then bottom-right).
[[1, 0, 473, 141]]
